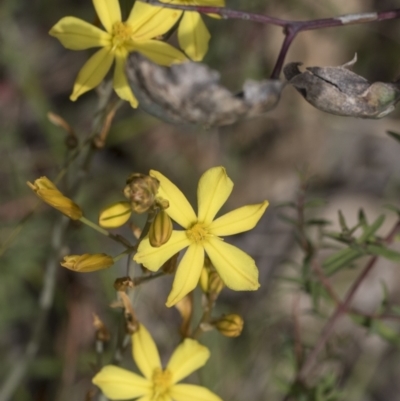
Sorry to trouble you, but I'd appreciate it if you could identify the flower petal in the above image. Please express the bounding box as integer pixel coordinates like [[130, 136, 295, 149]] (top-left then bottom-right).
[[134, 230, 190, 272], [70, 46, 114, 101], [113, 48, 138, 107], [167, 339, 210, 384], [178, 12, 210, 61], [93, 0, 121, 33], [133, 40, 188, 66], [197, 167, 233, 225], [166, 243, 204, 307], [92, 365, 151, 400], [49, 17, 110, 50], [209, 201, 269, 236], [150, 170, 197, 228], [171, 384, 222, 401], [128, 2, 182, 40], [133, 324, 162, 380], [204, 238, 260, 290]]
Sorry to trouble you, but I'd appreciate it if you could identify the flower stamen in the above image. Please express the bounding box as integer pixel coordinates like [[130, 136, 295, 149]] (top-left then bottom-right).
[[186, 222, 209, 243], [112, 21, 133, 49], [152, 368, 172, 400]]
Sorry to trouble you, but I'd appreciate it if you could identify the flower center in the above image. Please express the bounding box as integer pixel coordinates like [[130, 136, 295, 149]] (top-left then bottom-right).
[[186, 222, 209, 244], [112, 21, 133, 49], [152, 368, 172, 400]]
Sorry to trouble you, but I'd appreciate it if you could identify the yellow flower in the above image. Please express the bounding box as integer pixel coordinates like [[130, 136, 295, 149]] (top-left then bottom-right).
[[160, 0, 225, 61], [61, 253, 114, 272], [49, 0, 186, 107], [27, 177, 83, 220], [93, 324, 222, 401], [134, 166, 269, 307]]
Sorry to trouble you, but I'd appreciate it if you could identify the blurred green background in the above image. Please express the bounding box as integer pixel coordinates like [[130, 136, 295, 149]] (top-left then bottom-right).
[[2, 0, 400, 400]]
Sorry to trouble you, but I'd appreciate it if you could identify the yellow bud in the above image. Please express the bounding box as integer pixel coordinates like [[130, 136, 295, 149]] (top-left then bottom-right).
[[99, 201, 131, 228], [27, 177, 82, 220], [208, 271, 224, 295], [149, 210, 173, 247], [61, 253, 114, 272], [199, 266, 210, 293], [215, 314, 244, 338], [123, 173, 159, 214]]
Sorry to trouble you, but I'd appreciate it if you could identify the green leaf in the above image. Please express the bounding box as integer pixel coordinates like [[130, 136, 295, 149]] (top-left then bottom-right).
[[323, 247, 364, 276], [338, 210, 348, 231], [366, 244, 400, 262], [304, 199, 327, 208], [276, 201, 297, 209], [278, 213, 298, 226], [387, 130, 400, 144], [358, 214, 385, 243], [306, 218, 332, 226], [371, 320, 400, 345]]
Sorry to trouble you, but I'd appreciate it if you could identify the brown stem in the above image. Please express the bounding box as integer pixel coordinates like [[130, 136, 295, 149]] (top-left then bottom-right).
[[297, 219, 400, 382], [147, 1, 400, 78]]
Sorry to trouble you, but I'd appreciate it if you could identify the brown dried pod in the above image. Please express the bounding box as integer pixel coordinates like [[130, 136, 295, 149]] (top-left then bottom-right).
[[284, 55, 400, 119], [126, 53, 285, 127]]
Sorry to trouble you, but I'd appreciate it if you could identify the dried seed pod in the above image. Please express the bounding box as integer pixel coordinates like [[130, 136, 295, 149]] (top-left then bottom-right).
[[124, 173, 160, 214], [284, 55, 400, 119]]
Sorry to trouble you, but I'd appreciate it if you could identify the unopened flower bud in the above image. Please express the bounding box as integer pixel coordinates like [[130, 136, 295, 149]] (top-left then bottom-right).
[[124, 173, 159, 214], [215, 314, 244, 338], [208, 271, 224, 295], [61, 253, 114, 272], [99, 201, 131, 228], [27, 177, 82, 220], [161, 252, 179, 274], [149, 210, 173, 247]]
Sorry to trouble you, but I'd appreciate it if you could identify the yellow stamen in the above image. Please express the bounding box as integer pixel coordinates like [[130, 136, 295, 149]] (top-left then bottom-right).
[[186, 222, 209, 243], [112, 21, 133, 49], [152, 368, 172, 400]]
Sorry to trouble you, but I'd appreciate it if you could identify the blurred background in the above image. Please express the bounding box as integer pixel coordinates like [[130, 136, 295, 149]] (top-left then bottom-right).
[[2, 0, 400, 400]]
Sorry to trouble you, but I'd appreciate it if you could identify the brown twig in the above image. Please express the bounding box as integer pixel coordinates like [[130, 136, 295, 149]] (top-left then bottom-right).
[[297, 219, 400, 382], [147, 1, 400, 79]]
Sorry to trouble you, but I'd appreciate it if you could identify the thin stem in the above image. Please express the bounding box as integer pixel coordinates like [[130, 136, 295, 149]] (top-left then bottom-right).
[[147, 1, 400, 78], [297, 219, 400, 382], [0, 216, 69, 401]]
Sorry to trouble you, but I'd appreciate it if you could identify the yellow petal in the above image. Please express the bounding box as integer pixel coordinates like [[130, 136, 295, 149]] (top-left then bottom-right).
[[128, 2, 182, 40], [49, 17, 111, 50], [93, 0, 121, 33], [197, 167, 233, 225], [209, 201, 269, 236], [70, 46, 114, 101], [133, 324, 162, 380], [99, 201, 132, 228], [150, 170, 197, 228], [113, 48, 138, 107], [92, 365, 151, 400], [204, 238, 260, 290], [171, 384, 222, 401], [133, 40, 188, 66], [134, 231, 190, 272], [166, 243, 204, 307], [178, 12, 210, 61], [167, 339, 210, 384]]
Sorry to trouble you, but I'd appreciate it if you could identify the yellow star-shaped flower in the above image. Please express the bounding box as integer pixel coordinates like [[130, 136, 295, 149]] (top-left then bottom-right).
[[160, 0, 225, 61], [134, 166, 269, 307], [49, 0, 187, 107], [93, 324, 222, 401]]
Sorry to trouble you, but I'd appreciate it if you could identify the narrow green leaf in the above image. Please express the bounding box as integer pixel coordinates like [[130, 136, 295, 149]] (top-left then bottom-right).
[[306, 218, 332, 226], [338, 210, 348, 231], [304, 199, 327, 208], [278, 213, 298, 226], [358, 215, 385, 243], [323, 248, 364, 276], [366, 244, 400, 262], [387, 130, 400, 144]]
